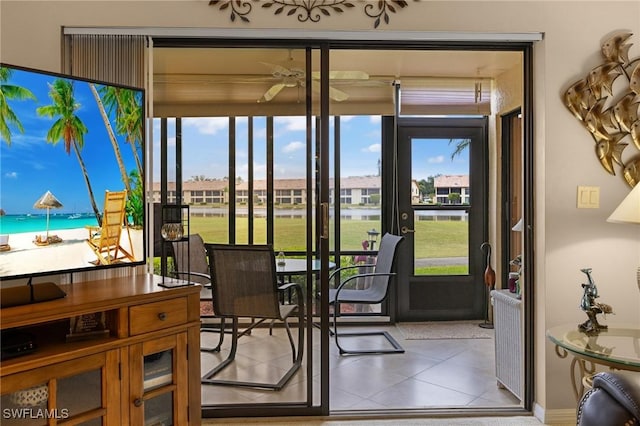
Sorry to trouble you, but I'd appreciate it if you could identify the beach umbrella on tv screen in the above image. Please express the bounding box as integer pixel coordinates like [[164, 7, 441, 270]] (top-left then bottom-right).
[[33, 190, 63, 239]]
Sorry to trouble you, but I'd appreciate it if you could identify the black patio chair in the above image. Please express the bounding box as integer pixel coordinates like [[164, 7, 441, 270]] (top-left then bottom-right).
[[329, 232, 404, 355], [201, 243, 304, 390], [171, 234, 227, 352]]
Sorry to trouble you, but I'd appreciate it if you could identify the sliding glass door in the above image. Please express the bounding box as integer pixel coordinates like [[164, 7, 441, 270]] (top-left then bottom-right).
[[152, 45, 331, 416], [148, 40, 532, 416]]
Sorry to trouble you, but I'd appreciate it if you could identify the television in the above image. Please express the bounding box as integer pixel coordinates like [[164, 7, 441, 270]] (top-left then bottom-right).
[[0, 63, 146, 281]]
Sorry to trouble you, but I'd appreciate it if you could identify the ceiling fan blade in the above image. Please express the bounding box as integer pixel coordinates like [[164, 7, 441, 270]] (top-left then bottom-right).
[[311, 81, 349, 102], [260, 61, 292, 76], [155, 73, 278, 84], [329, 86, 349, 102], [311, 70, 369, 80], [258, 83, 286, 102]]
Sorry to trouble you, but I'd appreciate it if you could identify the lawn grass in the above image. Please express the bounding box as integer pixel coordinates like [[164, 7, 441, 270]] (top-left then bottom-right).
[[189, 215, 468, 258], [416, 265, 469, 275]]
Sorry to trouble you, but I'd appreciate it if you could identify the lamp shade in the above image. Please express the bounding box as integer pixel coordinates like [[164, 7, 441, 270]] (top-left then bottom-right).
[[607, 183, 640, 224]]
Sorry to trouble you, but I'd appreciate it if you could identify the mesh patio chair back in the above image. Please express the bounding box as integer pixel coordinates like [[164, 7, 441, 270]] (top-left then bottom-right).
[[368, 233, 404, 302], [206, 244, 282, 319], [331, 232, 403, 304], [171, 234, 210, 285]]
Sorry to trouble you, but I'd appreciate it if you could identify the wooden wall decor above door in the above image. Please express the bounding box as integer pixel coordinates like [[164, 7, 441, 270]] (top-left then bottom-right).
[[208, 0, 413, 28]]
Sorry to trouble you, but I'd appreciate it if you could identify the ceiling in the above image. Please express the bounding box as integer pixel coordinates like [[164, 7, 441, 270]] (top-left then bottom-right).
[[152, 48, 522, 117]]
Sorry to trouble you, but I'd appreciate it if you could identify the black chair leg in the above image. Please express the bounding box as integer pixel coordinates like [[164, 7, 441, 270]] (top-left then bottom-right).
[[201, 315, 304, 390], [201, 317, 225, 352], [332, 301, 404, 355], [201, 317, 239, 382], [283, 318, 296, 362]]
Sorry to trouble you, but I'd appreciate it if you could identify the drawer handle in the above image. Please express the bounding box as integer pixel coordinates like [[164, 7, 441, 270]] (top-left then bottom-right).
[[134, 398, 143, 407], [158, 312, 167, 321]]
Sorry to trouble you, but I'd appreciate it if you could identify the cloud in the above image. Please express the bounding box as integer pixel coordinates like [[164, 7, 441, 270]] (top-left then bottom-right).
[[362, 143, 381, 153], [237, 162, 267, 180], [278, 116, 307, 132], [4, 171, 18, 179], [283, 141, 305, 153], [428, 155, 445, 164], [254, 127, 267, 140], [183, 117, 229, 135], [369, 116, 381, 123], [275, 164, 306, 177]]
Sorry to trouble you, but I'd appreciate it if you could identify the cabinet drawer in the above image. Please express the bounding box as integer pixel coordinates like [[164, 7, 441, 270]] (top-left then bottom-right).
[[129, 298, 187, 336]]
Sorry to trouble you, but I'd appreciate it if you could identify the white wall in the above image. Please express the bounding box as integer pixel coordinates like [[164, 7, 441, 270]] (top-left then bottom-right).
[[2, 0, 639, 419]]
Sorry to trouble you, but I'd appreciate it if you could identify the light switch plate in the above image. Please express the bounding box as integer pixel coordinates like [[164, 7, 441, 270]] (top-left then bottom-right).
[[577, 186, 600, 208]]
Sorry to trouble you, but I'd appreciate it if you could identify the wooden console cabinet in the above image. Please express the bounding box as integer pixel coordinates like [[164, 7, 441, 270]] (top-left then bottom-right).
[[0, 274, 201, 425]]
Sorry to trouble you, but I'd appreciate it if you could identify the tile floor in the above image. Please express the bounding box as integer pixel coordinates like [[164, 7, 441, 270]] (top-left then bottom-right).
[[200, 322, 521, 411], [202, 416, 549, 425]]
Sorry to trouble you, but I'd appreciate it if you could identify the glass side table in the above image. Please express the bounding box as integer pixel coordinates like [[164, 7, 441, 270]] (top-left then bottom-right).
[[547, 323, 640, 400]]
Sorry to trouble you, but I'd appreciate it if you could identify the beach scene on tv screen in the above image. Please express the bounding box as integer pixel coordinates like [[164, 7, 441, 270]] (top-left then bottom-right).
[[0, 65, 145, 279]]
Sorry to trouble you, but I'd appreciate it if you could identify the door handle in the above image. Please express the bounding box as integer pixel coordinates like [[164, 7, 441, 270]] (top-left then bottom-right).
[[321, 202, 329, 239], [401, 226, 415, 234]]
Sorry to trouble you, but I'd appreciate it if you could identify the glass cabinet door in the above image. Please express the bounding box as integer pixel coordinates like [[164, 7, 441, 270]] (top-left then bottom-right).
[[143, 392, 173, 426], [57, 368, 103, 425], [1, 382, 50, 426], [0, 351, 117, 425], [130, 333, 187, 426]]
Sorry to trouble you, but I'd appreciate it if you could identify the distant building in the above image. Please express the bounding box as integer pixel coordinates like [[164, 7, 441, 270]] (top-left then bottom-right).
[[337, 176, 381, 205], [434, 175, 470, 204], [151, 180, 227, 204], [151, 175, 463, 206], [410, 180, 420, 204], [237, 178, 305, 205]]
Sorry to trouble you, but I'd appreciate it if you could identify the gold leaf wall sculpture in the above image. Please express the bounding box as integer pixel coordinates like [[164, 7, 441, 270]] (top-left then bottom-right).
[[563, 31, 640, 187]]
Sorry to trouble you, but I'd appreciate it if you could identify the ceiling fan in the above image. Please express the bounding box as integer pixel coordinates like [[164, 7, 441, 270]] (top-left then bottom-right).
[[258, 51, 369, 103]]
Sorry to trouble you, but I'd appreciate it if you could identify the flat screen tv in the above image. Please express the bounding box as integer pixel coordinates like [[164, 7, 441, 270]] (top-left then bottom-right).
[[0, 63, 146, 281]]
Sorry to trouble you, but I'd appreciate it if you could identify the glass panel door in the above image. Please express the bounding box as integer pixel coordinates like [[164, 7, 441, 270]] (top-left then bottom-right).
[[153, 45, 325, 415], [396, 117, 488, 321], [411, 137, 470, 276]]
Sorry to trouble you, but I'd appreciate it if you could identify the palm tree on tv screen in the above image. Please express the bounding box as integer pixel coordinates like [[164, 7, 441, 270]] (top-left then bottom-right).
[[37, 79, 102, 225], [89, 83, 131, 194], [0, 66, 37, 145], [119, 88, 144, 177], [99, 86, 145, 226], [100, 86, 144, 177]]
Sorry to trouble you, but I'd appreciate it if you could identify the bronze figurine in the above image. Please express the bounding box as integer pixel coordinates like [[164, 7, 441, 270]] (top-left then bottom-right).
[[578, 268, 613, 334]]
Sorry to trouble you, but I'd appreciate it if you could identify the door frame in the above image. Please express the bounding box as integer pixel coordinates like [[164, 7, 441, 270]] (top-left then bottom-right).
[[389, 116, 489, 322], [501, 109, 523, 291], [145, 37, 536, 416]]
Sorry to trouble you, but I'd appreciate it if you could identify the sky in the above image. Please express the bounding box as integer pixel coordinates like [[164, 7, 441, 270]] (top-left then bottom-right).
[[0, 65, 142, 214], [152, 116, 469, 183]]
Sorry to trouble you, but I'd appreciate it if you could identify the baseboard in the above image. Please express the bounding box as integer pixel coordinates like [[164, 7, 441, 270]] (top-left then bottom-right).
[[533, 403, 576, 425]]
